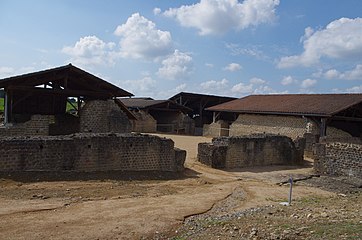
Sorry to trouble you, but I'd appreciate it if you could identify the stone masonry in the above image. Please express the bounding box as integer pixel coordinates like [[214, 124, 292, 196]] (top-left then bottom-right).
[[198, 134, 304, 169], [0, 133, 186, 172], [313, 142, 362, 178], [80, 100, 131, 133]]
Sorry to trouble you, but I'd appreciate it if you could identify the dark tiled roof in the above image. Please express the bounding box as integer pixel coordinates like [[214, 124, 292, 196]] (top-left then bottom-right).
[[206, 94, 362, 117], [169, 91, 237, 101], [119, 98, 192, 112]]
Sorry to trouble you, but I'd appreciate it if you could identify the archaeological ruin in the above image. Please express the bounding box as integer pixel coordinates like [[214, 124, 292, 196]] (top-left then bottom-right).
[[0, 64, 186, 173], [198, 134, 305, 169]]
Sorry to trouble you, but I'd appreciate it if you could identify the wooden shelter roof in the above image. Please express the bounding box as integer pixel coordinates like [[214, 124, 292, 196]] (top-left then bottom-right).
[[0, 64, 133, 98], [206, 94, 362, 118], [119, 98, 192, 113]]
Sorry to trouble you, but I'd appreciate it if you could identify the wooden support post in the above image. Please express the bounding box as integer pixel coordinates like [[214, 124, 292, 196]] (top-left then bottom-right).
[[213, 112, 216, 123], [4, 90, 8, 124], [320, 118, 327, 137]]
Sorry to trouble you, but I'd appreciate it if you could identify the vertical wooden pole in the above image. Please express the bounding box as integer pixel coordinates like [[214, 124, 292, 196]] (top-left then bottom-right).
[[320, 118, 327, 137], [4, 90, 8, 124]]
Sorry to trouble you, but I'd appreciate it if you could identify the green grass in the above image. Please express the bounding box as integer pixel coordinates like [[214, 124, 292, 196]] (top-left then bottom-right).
[[0, 97, 76, 113], [0, 98, 4, 112]]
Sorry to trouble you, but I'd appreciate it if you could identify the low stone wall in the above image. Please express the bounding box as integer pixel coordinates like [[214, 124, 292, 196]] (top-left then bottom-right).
[[0, 133, 185, 172], [198, 134, 304, 169], [314, 142, 362, 178], [203, 120, 229, 137], [0, 115, 54, 136]]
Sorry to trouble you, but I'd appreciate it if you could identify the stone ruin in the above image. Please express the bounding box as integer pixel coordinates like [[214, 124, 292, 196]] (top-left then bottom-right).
[[0, 100, 186, 173], [198, 134, 305, 169], [0, 133, 185, 172]]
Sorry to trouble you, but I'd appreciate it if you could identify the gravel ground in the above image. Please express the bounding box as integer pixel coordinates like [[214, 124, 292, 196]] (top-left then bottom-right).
[[151, 176, 362, 240]]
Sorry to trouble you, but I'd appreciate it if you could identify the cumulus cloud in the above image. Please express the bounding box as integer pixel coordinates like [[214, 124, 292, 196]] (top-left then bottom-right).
[[232, 77, 274, 95], [249, 77, 266, 85], [281, 76, 298, 86], [231, 82, 253, 94], [164, 0, 280, 35], [114, 13, 173, 59], [346, 85, 362, 93], [321, 65, 362, 80], [122, 76, 157, 96], [62, 36, 116, 66], [278, 18, 362, 68], [200, 78, 229, 92], [153, 8, 161, 15], [205, 63, 214, 68], [300, 79, 317, 89], [223, 63, 242, 72], [157, 50, 193, 80]]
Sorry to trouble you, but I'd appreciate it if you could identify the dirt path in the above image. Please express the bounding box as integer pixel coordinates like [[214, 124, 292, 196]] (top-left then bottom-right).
[[0, 133, 335, 239]]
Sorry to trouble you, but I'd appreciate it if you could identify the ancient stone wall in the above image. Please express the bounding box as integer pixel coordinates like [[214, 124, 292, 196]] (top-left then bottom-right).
[[131, 111, 157, 133], [171, 113, 195, 135], [0, 115, 54, 136], [198, 134, 304, 169], [203, 120, 229, 137], [80, 100, 131, 133], [314, 142, 362, 178], [229, 114, 312, 140], [0, 133, 185, 172]]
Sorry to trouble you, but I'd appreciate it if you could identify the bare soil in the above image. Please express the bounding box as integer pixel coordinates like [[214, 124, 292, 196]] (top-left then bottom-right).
[[0, 133, 361, 240]]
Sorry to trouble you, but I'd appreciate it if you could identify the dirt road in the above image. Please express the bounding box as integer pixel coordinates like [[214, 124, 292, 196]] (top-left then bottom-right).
[[0, 134, 336, 239]]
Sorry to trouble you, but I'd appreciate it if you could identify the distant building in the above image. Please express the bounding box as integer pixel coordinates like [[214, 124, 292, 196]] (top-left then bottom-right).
[[119, 97, 195, 135], [0, 64, 135, 135], [205, 94, 362, 139], [169, 92, 236, 135]]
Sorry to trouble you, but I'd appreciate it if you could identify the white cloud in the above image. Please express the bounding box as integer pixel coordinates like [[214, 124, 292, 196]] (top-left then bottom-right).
[[223, 63, 242, 72], [323, 69, 341, 79], [200, 78, 229, 91], [62, 36, 116, 66], [231, 78, 276, 95], [281, 76, 298, 85], [157, 50, 193, 80], [300, 79, 317, 89], [341, 64, 362, 80], [205, 63, 214, 68], [175, 83, 187, 92], [153, 8, 161, 15], [164, 0, 280, 35], [315, 64, 362, 80], [278, 18, 362, 68], [249, 77, 265, 85], [225, 43, 268, 60], [122, 76, 157, 96], [346, 85, 362, 93], [114, 13, 173, 59], [231, 82, 253, 94]]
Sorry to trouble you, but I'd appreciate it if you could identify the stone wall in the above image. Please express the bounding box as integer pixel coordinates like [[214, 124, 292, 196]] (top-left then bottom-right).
[[0, 115, 54, 136], [229, 114, 312, 140], [131, 110, 157, 133], [80, 100, 131, 133], [203, 120, 229, 137], [0, 133, 185, 172], [314, 142, 362, 178], [198, 134, 304, 169]]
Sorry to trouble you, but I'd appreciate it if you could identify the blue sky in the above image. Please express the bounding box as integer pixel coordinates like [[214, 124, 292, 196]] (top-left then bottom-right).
[[1, 0, 361, 98]]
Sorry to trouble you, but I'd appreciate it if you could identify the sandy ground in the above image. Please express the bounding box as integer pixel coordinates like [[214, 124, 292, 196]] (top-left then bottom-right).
[[0, 134, 335, 240]]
